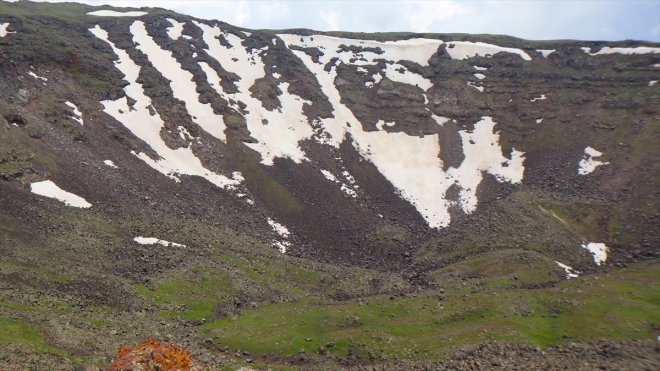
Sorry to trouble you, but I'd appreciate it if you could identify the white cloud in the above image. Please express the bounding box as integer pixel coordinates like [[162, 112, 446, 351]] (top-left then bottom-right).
[[321, 9, 340, 31], [4, 0, 659, 41], [405, 0, 469, 33], [232, 0, 251, 26]]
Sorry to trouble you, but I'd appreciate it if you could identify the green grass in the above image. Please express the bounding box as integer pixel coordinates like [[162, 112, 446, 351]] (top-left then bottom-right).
[[203, 262, 660, 360], [135, 267, 235, 321], [221, 254, 322, 295], [427, 249, 563, 290], [0, 317, 64, 355]]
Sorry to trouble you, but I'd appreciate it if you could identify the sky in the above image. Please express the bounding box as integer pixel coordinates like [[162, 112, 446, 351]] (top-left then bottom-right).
[[7, 0, 660, 41]]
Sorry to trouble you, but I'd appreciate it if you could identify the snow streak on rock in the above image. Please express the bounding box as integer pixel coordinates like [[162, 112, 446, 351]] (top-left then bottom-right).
[[578, 147, 608, 175], [30, 180, 92, 208], [134, 236, 186, 248], [65, 101, 83, 125], [267, 218, 291, 253], [530, 94, 547, 102], [555, 261, 579, 279], [28, 68, 47, 83], [89, 25, 242, 189]]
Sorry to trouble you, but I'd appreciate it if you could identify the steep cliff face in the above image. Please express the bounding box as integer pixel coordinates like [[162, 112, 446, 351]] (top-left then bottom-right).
[[0, 2, 658, 369]]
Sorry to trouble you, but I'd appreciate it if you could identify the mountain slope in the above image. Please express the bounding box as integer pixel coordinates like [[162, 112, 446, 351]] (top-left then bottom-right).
[[0, 1, 658, 369]]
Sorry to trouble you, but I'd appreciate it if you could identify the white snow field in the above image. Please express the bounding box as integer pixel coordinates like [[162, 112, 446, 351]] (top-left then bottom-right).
[[65, 101, 83, 125], [91, 20, 529, 229], [279, 34, 526, 228], [195, 21, 313, 166], [133, 237, 186, 248], [582, 242, 609, 266], [89, 25, 243, 189], [87, 10, 147, 17], [131, 21, 228, 141], [30, 180, 92, 208], [578, 147, 609, 175]]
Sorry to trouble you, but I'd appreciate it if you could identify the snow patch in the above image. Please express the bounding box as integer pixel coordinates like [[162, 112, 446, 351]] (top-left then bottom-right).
[[28, 70, 47, 83], [320, 169, 338, 182], [536, 118, 543, 124], [537, 49, 555, 57], [473, 65, 487, 71], [578, 146, 608, 175], [267, 218, 290, 238], [320, 169, 358, 197], [166, 18, 184, 40], [530, 94, 547, 102], [582, 242, 608, 266], [30, 180, 92, 208], [88, 10, 147, 17], [467, 81, 484, 92], [267, 218, 291, 253], [555, 261, 579, 279], [65, 101, 83, 125], [582, 46, 660, 55], [445, 41, 531, 61], [134, 236, 186, 248], [0, 23, 15, 37], [103, 160, 118, 169], [273, 240, 291, 254], [89, 25, 242, 190], [649, 80, 657, 86], [473, 73, 486, 80]]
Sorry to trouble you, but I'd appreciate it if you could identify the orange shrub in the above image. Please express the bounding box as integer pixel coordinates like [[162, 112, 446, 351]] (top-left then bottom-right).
[[107, 339, 200, 370]]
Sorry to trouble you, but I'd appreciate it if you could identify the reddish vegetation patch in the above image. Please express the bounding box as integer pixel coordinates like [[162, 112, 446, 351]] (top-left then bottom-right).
[[108, 339, 200, 370]]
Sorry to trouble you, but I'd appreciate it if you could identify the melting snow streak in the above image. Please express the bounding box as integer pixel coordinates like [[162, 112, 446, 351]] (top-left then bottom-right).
[[30, 180, 92, 208]]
